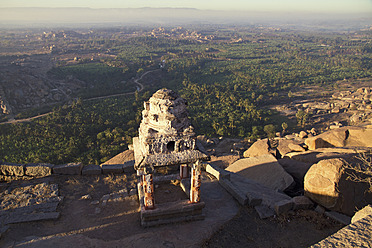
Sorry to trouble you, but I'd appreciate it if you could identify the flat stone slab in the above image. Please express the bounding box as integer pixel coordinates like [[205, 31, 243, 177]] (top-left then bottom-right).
[[82, 164, 102, 175], [219, 177, 248, 206], [292, 196, 314, 210], [101, 164, 123, 174], [1, 212, 60, 225], [255, 205, 275, 219], [206, 163, 230, 180], [325, 211, 351, 225], [0, 200, 62, 217], [141, 200, 205, 227], [226, 154, 294, 191], [0, 163, 24, 176], [228, 173, 292, 216], [311, 215, 372, 247], [25, 163, 53, 177], [274, 199, 294, 215], [53, 163, 83, 175], [217, 168, 292, 219]]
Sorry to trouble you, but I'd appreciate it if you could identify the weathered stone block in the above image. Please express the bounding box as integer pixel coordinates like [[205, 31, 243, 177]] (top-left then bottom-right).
[[219, 178, 248, 206], [82, 164, 101, 175], [101, 164, 123, 174], [0, 163, 24, 176], [227, 173, 291, 210], [255, 205, 275, 219], [245, 191, 262, 206], [274, 199, 294, 215], [205, 163, 230, 180], [292, 196, 314, 210], [53, 162, 83, 175], [122, 160, 135, 173], [25, 163, 53, 177], [226, 154, 294, 191], [325, 211, 351, 225]]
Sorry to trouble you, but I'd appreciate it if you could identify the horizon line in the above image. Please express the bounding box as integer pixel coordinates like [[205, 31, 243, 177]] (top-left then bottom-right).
[[0, 7, 371, 15]]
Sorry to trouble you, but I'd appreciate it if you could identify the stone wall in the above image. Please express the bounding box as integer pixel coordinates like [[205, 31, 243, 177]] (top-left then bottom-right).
[[0, 160, 135, 181]]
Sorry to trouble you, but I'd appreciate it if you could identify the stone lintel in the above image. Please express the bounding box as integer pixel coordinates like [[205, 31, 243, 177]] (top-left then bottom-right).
[[136, 150, 209, 169]]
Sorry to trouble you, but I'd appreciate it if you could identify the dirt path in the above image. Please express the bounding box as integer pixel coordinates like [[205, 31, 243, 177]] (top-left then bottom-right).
[[0, 69, 160, 125], [0, 113, 51, 125]]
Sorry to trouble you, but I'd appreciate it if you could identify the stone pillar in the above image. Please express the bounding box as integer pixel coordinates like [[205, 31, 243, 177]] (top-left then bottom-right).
[[179, 164, 190, 179], [142, 174, 155, 209], [190, 160, 202, 203]]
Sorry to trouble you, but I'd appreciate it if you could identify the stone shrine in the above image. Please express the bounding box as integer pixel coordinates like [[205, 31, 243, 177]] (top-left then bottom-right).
[[133, 88, 208, 226]]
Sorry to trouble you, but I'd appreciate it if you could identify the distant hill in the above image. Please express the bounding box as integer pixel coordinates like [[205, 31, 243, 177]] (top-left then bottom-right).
[[0, 7, 371, 30]]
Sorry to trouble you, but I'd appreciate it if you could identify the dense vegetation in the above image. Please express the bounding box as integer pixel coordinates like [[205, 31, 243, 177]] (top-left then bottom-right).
[[0, 94, 150, 165], [48, 63, 137, 98], [0, 27, 371, 165]]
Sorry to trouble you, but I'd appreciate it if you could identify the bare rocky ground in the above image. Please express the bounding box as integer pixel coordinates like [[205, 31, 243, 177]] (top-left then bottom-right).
[[0, 154, 342, 248], [269, 79, 372, 132]]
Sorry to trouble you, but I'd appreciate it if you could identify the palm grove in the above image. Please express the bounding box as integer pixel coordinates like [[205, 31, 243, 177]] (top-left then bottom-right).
[[0, 27, 371, 165]]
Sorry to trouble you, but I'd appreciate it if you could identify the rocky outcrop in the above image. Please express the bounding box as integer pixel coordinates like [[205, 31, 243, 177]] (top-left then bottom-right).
[[284, 147, 367, 164], [277, 139, 305, 157], [304, 158, 372, 216], [243, 139, 273, 158], [305, 126, 372, 150], [226, 154, 294, 191], [305, 128, 348, 150]]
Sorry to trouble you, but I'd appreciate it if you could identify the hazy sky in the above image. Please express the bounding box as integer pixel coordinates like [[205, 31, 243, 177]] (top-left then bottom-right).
[[1, 0, 372, 13]]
